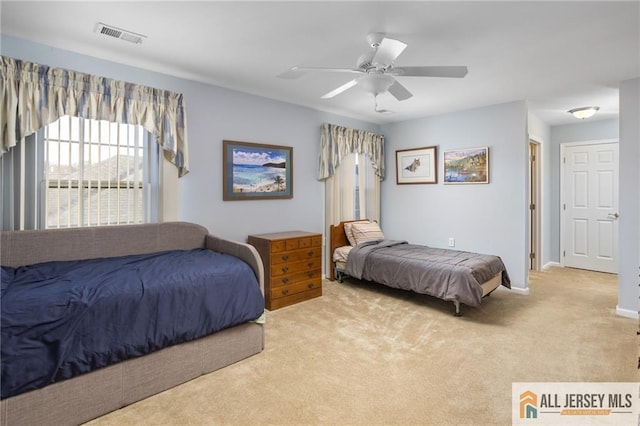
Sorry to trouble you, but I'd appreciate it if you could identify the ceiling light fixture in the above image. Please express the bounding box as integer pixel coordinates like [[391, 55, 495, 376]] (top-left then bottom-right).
[[568, 106, 600, 120], [357, 73, 395, 97]]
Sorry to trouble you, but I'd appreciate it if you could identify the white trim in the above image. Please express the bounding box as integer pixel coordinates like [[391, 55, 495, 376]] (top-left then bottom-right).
[[528, 137, 543, 271], [561, 138, 618, 147], [507, 286, 530, 295], [615, 305, 639, 319], [542, 261, 561, 270]]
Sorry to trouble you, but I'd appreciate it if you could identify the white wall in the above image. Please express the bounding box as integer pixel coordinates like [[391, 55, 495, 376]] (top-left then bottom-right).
[[1, 35, 379, 244], [177, 80, 379, 242], [380, 101, 529, 290], [618, 77, 640, 317]]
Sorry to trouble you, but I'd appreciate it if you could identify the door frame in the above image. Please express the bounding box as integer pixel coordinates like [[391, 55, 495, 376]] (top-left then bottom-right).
[[528, 138, 542, 270], [559, 138, 618, 269]]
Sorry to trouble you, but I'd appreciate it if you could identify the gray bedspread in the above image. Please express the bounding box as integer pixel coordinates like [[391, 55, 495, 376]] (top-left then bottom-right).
[[345, 240, 511, 307]]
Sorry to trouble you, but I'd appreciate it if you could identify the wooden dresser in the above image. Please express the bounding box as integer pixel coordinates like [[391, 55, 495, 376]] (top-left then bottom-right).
[[248, 231, 322, 310]]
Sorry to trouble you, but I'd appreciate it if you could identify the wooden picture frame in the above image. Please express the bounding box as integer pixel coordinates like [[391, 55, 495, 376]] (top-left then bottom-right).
[[443, 146, 489, 184], [222, 140, 293, 200], [396, 146, 438, 184]]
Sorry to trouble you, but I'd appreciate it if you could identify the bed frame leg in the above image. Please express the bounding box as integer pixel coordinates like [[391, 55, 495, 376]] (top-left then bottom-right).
[[453, 301, 462, 317]]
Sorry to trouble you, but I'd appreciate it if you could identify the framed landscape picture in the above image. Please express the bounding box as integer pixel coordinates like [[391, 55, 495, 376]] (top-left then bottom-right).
[[443, 146, 489, 184], [396, 146, 438, 184], [222, 140, 293, 200]]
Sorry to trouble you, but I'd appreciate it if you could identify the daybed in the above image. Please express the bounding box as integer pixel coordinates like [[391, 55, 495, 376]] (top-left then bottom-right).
[[0, 222, 265, 426], [330, 220, 510, 316]]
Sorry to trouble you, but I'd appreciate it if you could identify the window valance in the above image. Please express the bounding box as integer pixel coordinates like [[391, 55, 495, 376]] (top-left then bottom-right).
[[317, 122, 384, 181], [0, 56, 189, 176]]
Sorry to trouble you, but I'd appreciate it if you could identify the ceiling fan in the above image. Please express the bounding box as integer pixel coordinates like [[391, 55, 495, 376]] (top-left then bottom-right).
[[278, 33, 468, 111]]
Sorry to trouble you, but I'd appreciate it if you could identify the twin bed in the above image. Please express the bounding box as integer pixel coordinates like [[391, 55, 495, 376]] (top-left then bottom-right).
[[329, 220, 510, 315], [0, 222, 265, 425]]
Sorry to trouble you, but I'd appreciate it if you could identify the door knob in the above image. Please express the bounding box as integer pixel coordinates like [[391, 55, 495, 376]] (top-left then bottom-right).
[[607, 212, 619, 219]]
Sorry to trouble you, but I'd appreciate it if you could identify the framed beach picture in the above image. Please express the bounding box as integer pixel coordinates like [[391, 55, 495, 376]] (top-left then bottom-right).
[[396, 146, 437, 184], [443, 146, 489, 184], [222, 140, 293, 200]]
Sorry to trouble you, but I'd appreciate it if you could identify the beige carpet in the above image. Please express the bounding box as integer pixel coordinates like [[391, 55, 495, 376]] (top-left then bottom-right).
[[87, 267, 638, 425]]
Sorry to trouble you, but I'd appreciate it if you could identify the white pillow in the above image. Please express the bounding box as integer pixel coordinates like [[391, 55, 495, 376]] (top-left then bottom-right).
[[344, 220, 370, 246], [351, 221, 385, 245]]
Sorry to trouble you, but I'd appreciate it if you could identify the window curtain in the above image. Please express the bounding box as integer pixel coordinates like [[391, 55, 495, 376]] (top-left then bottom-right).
[[0, 56, 189, 176], [318, 123, 384, 277], [317, 122, 384, 181], [324, 152, 380, 222]]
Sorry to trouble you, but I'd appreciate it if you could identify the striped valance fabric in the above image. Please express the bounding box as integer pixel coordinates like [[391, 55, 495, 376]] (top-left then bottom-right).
[[0, 56, 189, 176], [317, 122, 384, 181]]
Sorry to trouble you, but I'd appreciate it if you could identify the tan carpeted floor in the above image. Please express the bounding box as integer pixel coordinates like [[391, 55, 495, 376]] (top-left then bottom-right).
[[87, 267, 638, 425]]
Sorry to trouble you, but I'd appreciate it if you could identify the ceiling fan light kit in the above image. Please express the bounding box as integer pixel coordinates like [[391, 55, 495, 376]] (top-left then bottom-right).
[[568, 106, 600, 119], [357, 74, 395, 96], [278, 32, 469, 112]]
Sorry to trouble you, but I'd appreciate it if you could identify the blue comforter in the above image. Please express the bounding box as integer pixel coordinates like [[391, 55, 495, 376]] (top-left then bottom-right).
[[0, 249, 264, 399]]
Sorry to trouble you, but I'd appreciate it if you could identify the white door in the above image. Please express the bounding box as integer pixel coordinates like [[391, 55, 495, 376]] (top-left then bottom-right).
[[563, 142, 619, 273]]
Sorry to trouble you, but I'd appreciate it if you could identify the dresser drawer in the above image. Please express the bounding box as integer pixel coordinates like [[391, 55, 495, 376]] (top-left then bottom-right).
[[271, 269, 321, 288], [271, 247, 321, 265], [268, 287, 322, 310], [270, 278, 322, 300], [270, 240, 287, 253], [270, 257, 321, 277]]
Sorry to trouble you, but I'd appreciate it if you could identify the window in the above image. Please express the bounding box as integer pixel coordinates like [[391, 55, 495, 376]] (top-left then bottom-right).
[[1, 116, 159, 230], [354, 155, 361, 219], [324, 152, 380, 223]]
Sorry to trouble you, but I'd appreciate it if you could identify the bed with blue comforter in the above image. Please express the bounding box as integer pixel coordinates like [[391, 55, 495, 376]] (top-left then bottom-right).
[[1, 248, 264, 399]]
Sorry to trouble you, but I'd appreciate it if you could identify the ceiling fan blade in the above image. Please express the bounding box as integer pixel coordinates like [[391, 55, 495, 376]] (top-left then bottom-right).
[[277, 67, 307, 79], [278, 66, 363, 79], [321, 79, 358, 99], [387, 80, 413, 101], [372, 37, 407, 67], [390, 66, 468, 78]]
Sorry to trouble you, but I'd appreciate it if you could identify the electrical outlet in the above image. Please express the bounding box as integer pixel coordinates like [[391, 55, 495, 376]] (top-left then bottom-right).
[[448, 237, 455, 247]]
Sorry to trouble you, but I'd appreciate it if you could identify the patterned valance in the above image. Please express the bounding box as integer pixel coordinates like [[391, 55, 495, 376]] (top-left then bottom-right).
[[317, 122, 384, 181], [0, 56, 189, 176]]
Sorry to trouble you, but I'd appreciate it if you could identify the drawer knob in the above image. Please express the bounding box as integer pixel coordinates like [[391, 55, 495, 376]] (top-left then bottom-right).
[[307, 262, 314, 268], [307, 251, 314, 257], [282, 289, 289, 295], [307, 271, 314, 278], [282, 277, 289, 284], [282, 255, 289, 261], [282, 267, 289, 273], [307, 283, 314, 289]]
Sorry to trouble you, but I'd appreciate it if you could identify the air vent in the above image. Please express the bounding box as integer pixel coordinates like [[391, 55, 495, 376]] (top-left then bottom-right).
[[94, 22, 146, 44]]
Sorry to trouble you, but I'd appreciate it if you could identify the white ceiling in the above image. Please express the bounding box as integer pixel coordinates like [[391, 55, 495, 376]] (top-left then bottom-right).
[[1, 1, 638, 126]]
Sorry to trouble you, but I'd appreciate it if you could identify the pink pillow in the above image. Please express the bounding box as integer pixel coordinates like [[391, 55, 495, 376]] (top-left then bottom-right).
[[351, 221, 385, 245], [344, 220, 370, 246]]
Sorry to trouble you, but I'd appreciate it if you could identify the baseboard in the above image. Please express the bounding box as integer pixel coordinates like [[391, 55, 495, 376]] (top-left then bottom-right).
[[507, 286, 530, 295], [615, 306, 639, 320], [542, 261, 561, 270]]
